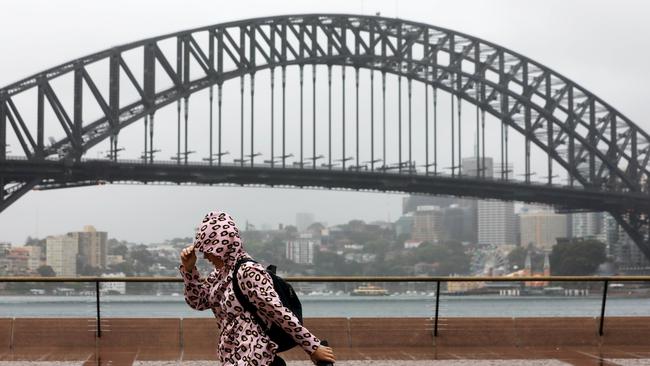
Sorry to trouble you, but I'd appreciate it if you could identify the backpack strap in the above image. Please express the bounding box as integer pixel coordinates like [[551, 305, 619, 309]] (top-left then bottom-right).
[[232, 258, 270, 331]]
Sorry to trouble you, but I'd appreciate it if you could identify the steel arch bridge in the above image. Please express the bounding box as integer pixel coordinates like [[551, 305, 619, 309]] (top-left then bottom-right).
[[0, 14, 649, 259]]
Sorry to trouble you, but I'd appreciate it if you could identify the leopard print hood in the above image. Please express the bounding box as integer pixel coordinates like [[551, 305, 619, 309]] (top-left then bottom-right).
[[192, 210, 247, 267]]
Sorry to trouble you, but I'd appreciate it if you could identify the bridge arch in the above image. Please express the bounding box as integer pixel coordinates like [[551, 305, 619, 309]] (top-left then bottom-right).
[[1, 14, 649, 259], [2, 14, 648, 193]]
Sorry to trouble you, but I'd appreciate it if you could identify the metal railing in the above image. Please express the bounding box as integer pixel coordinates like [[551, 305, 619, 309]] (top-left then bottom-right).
[[2, 275, 649, 338]]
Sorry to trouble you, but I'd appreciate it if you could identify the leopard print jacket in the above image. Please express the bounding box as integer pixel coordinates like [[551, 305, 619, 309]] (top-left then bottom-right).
[[180, 210, 320, 365]]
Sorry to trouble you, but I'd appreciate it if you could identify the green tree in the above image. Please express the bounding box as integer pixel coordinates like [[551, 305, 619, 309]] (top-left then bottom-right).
[[550, 238, 606, 275], [313, 250, 359, 276], [427, 241, 470, 275], [109, 244, 128, 257], [507, 245, 546, 272], [78, 264, 102, 276], [36, 265, 56, 277], [109, 261, 135, 276]]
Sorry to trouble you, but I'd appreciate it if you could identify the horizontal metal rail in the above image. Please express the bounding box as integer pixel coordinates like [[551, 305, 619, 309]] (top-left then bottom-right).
[[1, 275, 649, 283], [1, 276, 648, 338]]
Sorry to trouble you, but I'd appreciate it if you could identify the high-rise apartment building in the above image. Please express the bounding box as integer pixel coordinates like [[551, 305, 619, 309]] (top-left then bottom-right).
[[476, 160, 517, 246], [411, 206, 444, 243], [571, 212, 603, 238], [25, 246, 42, 272], [520, 211, 568, 250], [46, 234, 79, 277], [285, 234, 318, 264], [478, 200, 517, 246], [74, 225, 108, 269]]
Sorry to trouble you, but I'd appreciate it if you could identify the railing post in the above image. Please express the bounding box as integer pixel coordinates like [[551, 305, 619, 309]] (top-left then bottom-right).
[[96, 280, 101, 338], [434, 280, 440, 337], [599, 279, 608, 336]]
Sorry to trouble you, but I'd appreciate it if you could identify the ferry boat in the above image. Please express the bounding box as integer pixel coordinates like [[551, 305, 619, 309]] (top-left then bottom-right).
[[351, 284, 389, 296]]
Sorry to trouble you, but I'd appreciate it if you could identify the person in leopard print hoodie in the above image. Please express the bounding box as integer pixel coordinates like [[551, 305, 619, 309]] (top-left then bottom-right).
[[179, 210, 335, 366]]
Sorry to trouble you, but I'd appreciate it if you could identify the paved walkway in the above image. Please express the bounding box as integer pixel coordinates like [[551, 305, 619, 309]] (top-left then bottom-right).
[[2, 345, 650, 365], [1, 361, 650, 366]]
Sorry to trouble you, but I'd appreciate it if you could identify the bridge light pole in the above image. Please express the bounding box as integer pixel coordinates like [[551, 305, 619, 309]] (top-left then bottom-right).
[[363, 159, 382, 169], [103, 147, 123, 160], [246, 153, 262, 166], [203, 151, 230, 165], [140, 149, 160, 162], [171, 150, 195, 164], [336, 157, 353, 170], [309, 155, 324, 169]]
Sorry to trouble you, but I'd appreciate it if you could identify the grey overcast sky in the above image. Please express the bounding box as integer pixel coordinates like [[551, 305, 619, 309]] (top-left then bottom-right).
[[1, 0, 649, 244]]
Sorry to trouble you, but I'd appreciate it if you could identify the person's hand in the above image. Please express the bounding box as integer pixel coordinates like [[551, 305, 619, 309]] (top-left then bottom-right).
[[310, 345, 335, 364], [180, 244, 197, 270]]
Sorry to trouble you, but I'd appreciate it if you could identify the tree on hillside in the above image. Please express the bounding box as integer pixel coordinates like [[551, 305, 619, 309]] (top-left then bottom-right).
[[507, 245, 546, 272], [394, 240, 471, 275], [313, 250, 360, 276], [109, 243, 129, 257], [307, 222, 325, 232], [25, 236, 45, 246], [37, 265, 55, 277], [549, 238, 606, 275]]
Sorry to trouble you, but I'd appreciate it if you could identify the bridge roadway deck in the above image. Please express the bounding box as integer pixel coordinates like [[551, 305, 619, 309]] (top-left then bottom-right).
[[4, 158, 650, 212], [1, 317, 650, 365]]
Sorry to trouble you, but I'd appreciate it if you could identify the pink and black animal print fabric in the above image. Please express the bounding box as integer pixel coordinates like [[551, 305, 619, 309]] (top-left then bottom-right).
[[180, 210, 320, 365]]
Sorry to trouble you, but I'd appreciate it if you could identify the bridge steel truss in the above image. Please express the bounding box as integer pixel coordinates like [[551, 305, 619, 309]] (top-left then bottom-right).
[[0, 14, 649, 258]]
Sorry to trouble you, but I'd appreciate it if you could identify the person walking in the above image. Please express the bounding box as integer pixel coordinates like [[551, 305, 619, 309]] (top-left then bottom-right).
[[180, 210, 336, 365]]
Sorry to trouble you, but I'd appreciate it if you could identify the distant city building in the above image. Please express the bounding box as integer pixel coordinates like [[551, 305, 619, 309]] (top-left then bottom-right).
[[411, 206, 444, 243], [285, 234, 318, 264], [101, 273, 126, 294], [46, 234, 79, 277], [343, 252, 377, 263], [519, 211, 568, 250], [0, 259, 8, 275], [0, 243, 10, 275], [6, 247, 30, 275], [571, 212, 603, 238], [25, 246, 42, 272], [296, 212, 315, 232], [442, 204, 475, 243], [107, 255, 126, 266], [611, 226, 650, 271], [460, 157, 498, 244], [394, 213, 414, 238], [403, 240, 423, 249], [602, 214, 620, 257], [402, 195, 457, 214], [74, 225, 108, 269], [478, 200, 517, 246], [461, 156, 494, 179], [0, 243, 10, 256]]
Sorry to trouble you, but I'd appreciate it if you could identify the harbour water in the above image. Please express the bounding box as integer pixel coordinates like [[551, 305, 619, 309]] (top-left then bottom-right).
[[1, 294, 649, 318]]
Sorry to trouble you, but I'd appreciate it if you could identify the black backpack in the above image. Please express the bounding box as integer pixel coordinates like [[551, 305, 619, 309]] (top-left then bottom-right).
[[232, 258, 303, 352]]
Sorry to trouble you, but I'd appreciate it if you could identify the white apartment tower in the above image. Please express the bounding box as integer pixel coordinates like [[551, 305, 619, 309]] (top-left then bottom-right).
[[285, 235, 318, 264], [46, 234, 79, 277], [478, 200, 517, 246]]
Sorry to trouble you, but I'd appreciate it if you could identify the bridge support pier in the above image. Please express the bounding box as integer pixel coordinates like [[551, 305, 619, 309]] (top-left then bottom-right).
[[613, 209, 650, 262]]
